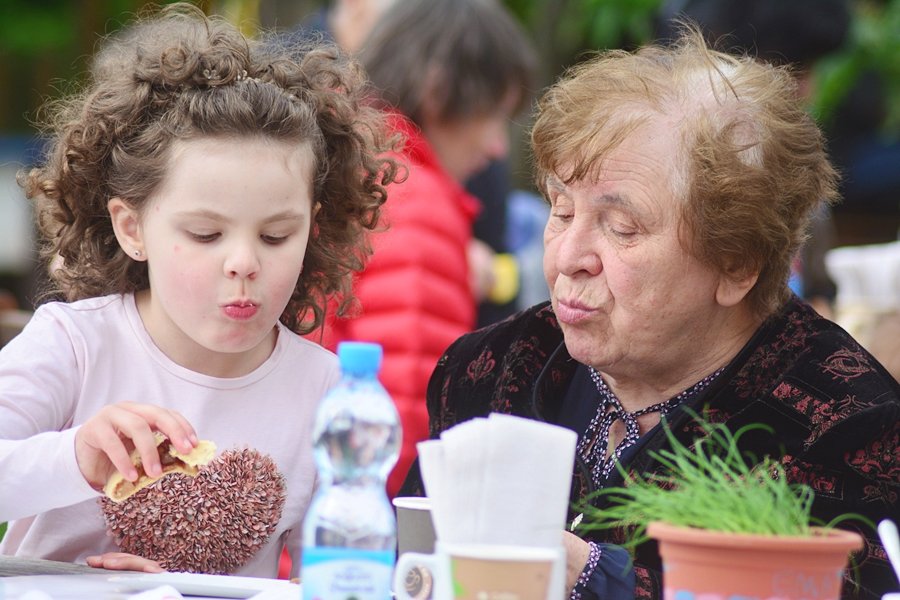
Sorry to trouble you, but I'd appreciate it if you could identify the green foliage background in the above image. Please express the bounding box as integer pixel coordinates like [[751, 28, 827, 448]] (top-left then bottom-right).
[[811, 0, 900, 132], [1, 0, 897, 137], [0, 0, 161, 134]]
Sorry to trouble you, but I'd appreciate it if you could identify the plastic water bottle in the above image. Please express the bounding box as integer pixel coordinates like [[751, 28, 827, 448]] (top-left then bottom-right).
[[301, 341, 401, 600]]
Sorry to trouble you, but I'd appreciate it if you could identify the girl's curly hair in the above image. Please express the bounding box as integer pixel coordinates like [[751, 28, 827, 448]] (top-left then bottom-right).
[[21, 3, 399, 334]]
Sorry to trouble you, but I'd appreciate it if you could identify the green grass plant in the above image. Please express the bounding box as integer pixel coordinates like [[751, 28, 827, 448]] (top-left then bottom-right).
[[578, 413, 867, 548]]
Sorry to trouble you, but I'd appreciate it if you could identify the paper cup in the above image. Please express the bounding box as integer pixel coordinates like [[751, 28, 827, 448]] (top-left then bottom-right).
[[393, 542, 565, 600], [393, 496, 436, 556]]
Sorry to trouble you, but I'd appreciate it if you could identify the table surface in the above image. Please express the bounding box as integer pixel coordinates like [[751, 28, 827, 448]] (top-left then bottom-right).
[[0, 555, 124, 577], [0, 556, 300, 599]]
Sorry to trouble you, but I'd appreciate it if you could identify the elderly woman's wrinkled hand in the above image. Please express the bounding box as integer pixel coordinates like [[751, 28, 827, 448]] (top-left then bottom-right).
[[562, 530, 591, 594]]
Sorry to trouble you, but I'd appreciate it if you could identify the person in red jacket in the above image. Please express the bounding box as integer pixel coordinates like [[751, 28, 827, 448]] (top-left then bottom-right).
[[328, 0, 537, 495]]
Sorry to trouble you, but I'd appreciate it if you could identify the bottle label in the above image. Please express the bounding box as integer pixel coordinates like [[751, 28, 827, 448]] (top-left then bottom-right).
[[301, 546, 394, 600]]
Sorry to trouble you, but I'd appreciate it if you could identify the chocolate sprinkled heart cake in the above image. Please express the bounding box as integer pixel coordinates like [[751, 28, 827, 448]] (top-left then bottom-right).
[[101, 447, 286, 574]]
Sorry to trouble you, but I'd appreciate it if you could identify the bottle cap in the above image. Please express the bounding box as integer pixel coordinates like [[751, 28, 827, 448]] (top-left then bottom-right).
[[337, 341, 383, 376]]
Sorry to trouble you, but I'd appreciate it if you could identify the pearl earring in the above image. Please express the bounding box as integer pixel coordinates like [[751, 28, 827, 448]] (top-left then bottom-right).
[[134, 250, 141, 257]]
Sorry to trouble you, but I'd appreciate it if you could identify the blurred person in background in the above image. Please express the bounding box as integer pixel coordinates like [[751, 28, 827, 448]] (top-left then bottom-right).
[[287, 0, 531, 327], [327, 0, 537, 496]]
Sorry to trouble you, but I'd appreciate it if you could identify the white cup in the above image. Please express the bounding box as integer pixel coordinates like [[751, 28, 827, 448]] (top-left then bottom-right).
[[393, 496, 436, 557], [393, 542, 566, 600]]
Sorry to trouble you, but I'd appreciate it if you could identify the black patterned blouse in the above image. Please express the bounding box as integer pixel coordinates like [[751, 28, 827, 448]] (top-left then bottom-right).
[[400, 296, 899, 600]]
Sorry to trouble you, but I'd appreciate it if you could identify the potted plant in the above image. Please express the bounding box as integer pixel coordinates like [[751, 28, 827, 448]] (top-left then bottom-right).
[[580, 416, 867, 600]]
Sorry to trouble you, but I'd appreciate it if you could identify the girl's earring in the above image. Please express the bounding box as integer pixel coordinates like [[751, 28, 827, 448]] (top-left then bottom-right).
[[133, 250, 142, 258]]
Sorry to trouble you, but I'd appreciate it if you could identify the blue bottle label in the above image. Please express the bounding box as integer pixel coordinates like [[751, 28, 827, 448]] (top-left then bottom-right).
[[301, 547, 394, 600]]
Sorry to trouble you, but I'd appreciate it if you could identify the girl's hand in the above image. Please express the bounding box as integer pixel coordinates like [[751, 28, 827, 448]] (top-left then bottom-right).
[[86, 552, 164, 573], [75, 402, 198, 491]]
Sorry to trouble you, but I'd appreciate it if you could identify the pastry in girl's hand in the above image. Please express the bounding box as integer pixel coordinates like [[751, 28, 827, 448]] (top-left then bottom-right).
[[103, 432, 216, 502]]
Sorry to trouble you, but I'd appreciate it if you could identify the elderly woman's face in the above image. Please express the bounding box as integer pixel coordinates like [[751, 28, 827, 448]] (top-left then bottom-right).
[[543, 120, 733, 380]]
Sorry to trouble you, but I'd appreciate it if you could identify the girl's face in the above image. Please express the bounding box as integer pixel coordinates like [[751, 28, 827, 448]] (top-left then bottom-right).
[[111, 136, 315, 377]]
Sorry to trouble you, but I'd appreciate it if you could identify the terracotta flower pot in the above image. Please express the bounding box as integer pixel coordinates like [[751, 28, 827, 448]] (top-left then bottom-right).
[[647, 521, 864, 600]]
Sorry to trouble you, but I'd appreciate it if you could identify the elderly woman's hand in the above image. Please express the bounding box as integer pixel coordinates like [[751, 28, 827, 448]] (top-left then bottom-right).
[[562, 530, 591, 594]]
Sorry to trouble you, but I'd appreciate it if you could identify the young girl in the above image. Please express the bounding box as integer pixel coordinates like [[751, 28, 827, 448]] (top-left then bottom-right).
[[0, 3, 396, 578]]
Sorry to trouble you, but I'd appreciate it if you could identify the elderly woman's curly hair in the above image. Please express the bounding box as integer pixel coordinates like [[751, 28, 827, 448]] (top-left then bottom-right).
[[21, 3, 399, 334]]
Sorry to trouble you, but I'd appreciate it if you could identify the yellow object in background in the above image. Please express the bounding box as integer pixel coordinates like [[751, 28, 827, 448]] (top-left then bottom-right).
[[488, 253, 520, 305]]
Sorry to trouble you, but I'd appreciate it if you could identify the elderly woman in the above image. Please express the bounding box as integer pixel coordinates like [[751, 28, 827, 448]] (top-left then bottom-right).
[[399, 28, 899, 600]]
